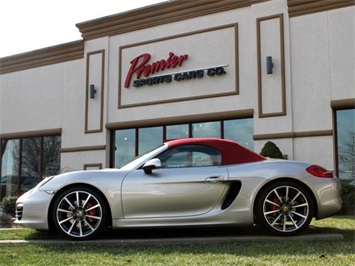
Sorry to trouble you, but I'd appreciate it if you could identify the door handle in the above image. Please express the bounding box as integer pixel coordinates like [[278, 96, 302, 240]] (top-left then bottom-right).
[[205, 176, 225, 183]]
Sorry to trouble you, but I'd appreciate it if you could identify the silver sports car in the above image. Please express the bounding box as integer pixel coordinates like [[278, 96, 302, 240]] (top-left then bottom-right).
[[15, 138, 342, 240]]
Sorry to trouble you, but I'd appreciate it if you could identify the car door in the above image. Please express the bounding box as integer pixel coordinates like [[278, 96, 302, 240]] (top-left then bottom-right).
[[121, 144, 229, 218]]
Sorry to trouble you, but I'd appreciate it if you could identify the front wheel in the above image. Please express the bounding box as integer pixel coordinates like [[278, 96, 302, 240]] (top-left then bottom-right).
[[257, 181, 314, 236], [52, 186, 107, 240]]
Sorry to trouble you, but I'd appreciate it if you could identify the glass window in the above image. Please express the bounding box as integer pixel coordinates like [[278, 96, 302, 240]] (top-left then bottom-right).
[[224, 118, 254, 150], [0, 136, 61, 200], [166, 124, 189, 140], [21, 138, 41, 177], [21, 138, 41, 194], [157, 145, 221, 168], [336, 109, 355, 181], [115, 129, 136, 168], [42, 136, 61, 177], [113, 118, 254, 168], [192, 121, 220, 138], [138, 127, 163, 155], [192, 151, 221, 167], [1, 140, 19, 199]]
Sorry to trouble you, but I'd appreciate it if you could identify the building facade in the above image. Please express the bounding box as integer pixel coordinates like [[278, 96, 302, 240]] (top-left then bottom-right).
[[0, 0, 354, 200]]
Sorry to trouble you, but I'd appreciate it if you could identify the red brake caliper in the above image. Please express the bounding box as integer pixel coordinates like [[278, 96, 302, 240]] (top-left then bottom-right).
[[270, 197, 280, 216], [86, 201, 96, 222]]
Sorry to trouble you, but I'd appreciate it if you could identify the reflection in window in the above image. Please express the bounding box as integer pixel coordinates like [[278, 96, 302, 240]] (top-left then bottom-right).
[[336, 109, 355, 181], [1, 140, 19, 200], [138, 127, 163, 155], [224, 118, 254, 150], [166, 124, 189, 140], [157, 145, 221, 168], [43, 136, 61, 177], [115, 129, 135, 168], [21, 138, 41, 178], [192, 121, 220, 138], [1, 136, 61, 199]]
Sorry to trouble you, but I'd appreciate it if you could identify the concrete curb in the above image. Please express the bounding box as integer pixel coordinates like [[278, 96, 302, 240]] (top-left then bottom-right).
[[0, 234, 344, 245]]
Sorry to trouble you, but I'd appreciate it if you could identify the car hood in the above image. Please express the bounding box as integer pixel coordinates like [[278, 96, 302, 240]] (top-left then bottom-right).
[[38, 168, 130, 193]]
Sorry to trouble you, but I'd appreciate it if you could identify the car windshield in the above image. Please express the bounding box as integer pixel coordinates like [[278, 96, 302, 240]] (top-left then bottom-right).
[[120, 144, 167, 170]]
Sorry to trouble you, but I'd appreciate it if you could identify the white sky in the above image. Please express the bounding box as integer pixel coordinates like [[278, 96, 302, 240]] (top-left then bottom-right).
[[0, 0, 166, 58]]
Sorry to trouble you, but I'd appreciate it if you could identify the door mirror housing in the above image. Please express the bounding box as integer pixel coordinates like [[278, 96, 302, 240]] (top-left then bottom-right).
[[143, 158, 162, 174]]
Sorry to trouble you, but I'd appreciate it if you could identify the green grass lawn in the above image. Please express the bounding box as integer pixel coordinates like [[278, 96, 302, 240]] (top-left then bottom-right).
[[0, 215, 354, 266]]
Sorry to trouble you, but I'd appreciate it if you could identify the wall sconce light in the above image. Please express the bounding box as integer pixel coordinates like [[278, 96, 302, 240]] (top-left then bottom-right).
[[89, 84, 97, 99], [266, 56, 273, 74]]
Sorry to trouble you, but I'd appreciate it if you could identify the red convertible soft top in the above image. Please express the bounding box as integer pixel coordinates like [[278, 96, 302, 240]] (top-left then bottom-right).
[[166, 138, 266, 165]]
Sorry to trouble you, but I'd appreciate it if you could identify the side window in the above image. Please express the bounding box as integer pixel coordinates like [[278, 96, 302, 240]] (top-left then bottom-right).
[[193, 152, 216, 166], [162, 151, 189, 168], [157, 145, 221, 168]]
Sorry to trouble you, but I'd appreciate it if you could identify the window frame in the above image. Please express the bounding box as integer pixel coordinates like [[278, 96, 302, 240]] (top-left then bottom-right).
[[112, 117, 253, 168]]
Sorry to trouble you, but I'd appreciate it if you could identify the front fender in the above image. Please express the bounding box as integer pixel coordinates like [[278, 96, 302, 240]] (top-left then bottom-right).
[[39, 169, 129, 219]]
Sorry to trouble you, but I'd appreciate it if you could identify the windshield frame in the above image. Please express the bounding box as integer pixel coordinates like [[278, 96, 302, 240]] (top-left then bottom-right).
[[119, 143, 168, 171]]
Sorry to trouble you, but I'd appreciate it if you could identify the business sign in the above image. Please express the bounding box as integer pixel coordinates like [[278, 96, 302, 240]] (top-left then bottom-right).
[[119, 24, 238, 107], [125, 52, 227, 88]]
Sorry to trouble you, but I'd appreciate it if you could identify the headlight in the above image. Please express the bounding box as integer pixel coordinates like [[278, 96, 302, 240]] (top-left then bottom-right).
[[37, 175, 55, 188], [17, 176, 56, 198]]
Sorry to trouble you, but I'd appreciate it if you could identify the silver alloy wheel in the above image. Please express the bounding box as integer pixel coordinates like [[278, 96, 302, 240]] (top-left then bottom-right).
[[262, 185, 310, 233], [55, 190, 103, 238]]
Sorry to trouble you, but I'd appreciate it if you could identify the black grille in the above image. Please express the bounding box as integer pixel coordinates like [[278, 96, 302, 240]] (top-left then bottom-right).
[[15, 204, 23, 220]]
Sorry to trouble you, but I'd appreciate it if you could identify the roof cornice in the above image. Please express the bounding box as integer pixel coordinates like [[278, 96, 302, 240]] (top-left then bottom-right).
[[288, 0, 354, 17], [76, 0, 269, 40], [2, 0, 353, 74], [0, 40, 84, 75]]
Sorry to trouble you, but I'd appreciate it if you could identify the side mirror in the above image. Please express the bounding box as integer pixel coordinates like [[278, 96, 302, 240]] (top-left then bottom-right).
[[143, 158, 162, 174]]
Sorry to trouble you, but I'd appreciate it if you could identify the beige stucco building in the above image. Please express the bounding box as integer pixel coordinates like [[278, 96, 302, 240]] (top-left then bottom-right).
[[1, 0, 354, 199]]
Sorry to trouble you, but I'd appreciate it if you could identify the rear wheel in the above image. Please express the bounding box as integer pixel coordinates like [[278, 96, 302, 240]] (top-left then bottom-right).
[[257, 181, 313, 236], [52, 186, 107, 240]]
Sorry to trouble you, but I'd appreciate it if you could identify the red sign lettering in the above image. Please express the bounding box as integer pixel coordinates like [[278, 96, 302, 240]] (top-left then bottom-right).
[[124, 52, 188, 88]]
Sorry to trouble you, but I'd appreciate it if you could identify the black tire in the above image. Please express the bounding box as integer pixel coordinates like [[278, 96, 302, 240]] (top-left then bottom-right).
[[257, 181, 314, 236], [51, 186, 107, 240]]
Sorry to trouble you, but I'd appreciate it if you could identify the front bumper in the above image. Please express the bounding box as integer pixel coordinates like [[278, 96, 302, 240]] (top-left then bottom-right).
[[14, 189, 54, 230]]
